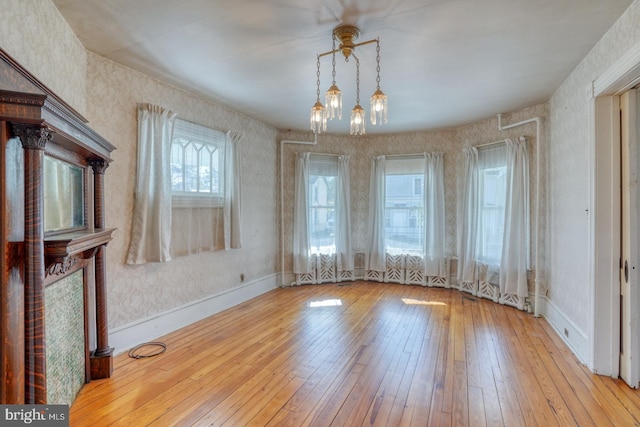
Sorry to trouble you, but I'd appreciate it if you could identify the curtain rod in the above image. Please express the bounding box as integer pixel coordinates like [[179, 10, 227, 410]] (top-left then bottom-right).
[[307, 152, 344, 158], [473, 138, 507, 149], [375, 152, 443, 160]]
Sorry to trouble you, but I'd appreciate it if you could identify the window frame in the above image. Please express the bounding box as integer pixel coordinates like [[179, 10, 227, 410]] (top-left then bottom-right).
[[476, 146, 508, 265], [170, 118, 225, 208], [383, 157, 425, 256], [307, 155, 339, 255]]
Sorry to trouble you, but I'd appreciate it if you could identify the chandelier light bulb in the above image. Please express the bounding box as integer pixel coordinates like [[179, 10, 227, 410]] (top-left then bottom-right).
[[370, 88, 387, 125], [325, 83, 342, 120], [310, 101, 327, 133], [350, 104, 366, 135]]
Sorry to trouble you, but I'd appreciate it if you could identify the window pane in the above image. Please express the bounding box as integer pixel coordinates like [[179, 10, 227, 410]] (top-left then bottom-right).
[[184, 142, 201, 192], [309, 174, 336, 254], [210, 148, 220, 193], [171, 118, 225, 198], [199, 148, 211, 192], [385, 174, 423, 255], [478, 166, 507, 264], [171, 139, 186, 191]]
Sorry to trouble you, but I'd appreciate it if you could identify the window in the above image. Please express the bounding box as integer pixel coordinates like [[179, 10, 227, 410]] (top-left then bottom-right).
[[293, 153, 352, 275], [308, 156, 338, 254], [384, 157, 424, 256], [477, 146, 507, 265], [170, 118, 225, 207], [366, 153, 444, 275]]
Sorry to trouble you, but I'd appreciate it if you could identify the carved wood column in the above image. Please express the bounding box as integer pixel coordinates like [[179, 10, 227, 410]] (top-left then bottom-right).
[[88, 159, 113, 379], [13, 123, 51, 404]]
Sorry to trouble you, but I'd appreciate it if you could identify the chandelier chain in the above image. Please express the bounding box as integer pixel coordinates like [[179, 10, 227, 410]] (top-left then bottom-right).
[[331, 37, 337, 84], [355, 55, 360, 104], [376, 39, 381, 89], [316, 55, 321, 101]]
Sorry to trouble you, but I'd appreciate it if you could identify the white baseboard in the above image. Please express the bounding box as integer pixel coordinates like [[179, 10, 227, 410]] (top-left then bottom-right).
[[537, 295, 589, 365], [109, 274, 279, 354]]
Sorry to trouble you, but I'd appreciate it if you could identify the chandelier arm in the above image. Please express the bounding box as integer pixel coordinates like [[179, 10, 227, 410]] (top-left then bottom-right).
[[351, 39, 378, 49], [317, 39, 378, 59], [318, 49, 340, 58]]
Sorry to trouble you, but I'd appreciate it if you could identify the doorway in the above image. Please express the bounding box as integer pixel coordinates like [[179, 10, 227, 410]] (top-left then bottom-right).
[[591, 42, 640, 381], [619, 87, 640, 388]]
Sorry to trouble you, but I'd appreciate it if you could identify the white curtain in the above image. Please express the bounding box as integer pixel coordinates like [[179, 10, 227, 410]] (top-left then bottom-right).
[[424, 152, 446, 276], [458, 147, 479, 283], [500, 137, 530, 297], [170, 202, 222, 256], [336, 155, 353, 272], [365, 155, 387, 271], [127, 103, 176, 264], [224, 131, 242, 249], [292, 153, 311, 274]]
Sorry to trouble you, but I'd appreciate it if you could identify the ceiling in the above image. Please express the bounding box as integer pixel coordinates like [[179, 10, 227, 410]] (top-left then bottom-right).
[[52, 0, 633, 135]]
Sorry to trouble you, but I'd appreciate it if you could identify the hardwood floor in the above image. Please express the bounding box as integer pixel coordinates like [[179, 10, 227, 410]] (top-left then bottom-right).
[[70, 282, 640, 426]]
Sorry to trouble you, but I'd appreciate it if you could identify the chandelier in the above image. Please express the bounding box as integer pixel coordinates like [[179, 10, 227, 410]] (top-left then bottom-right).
[[310, 24, 388, 135]]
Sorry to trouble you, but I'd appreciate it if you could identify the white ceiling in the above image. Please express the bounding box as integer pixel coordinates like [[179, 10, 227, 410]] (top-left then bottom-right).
[[52, 0, 633, 135]]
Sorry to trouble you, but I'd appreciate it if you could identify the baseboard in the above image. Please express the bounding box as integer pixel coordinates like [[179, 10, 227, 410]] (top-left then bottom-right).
[[537, 295, 589, 365], [109, 273, 279, 354]]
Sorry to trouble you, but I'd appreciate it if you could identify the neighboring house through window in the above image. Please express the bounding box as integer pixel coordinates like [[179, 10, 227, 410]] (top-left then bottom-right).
[[309, 157, 337, 254], [384, 157, 425, 256], [477, 146, 508, 266]]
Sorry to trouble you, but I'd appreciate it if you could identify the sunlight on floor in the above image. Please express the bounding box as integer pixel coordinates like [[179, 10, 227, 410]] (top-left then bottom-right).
[[309, 299, 343, 308], [401, 298, 447, 306]]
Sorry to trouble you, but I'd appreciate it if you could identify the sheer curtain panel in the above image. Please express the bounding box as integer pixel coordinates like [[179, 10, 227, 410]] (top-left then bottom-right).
[[293, 153, 311, 274], [365, 155, 387, 272], [423, 153, 446, 276], [336, 155, 353, 272], [500, 137, 530, 297], [458, 147, 479, 283], [224, 131, 242, 249], [127, 103, 176, 264]]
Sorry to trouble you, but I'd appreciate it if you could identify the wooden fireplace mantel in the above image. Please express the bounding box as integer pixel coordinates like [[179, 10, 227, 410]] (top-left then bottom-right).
[[0, 48, 116, 404], [44, 228, 116, 264], [44, 228, 116, 279]]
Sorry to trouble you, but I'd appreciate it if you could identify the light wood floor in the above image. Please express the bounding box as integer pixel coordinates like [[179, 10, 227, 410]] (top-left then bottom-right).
[[70, 282, 640, 426]]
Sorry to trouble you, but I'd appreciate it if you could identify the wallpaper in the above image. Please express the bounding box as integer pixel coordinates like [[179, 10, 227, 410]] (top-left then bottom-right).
[[548, 0, 640, 332], [1, 0, 88, 116]]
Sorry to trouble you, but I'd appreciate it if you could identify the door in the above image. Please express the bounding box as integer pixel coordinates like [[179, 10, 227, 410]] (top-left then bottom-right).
[[620, 88, 640, 388]]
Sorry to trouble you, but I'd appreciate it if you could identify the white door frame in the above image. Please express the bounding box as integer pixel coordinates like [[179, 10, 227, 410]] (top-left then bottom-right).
[[590, 40, 640, 376]]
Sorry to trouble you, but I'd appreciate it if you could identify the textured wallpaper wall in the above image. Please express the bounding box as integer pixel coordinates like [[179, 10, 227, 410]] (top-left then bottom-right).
[[86, 53, 280, 329], [548, 0, 640, 333], [0, 0, 88, 116]]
